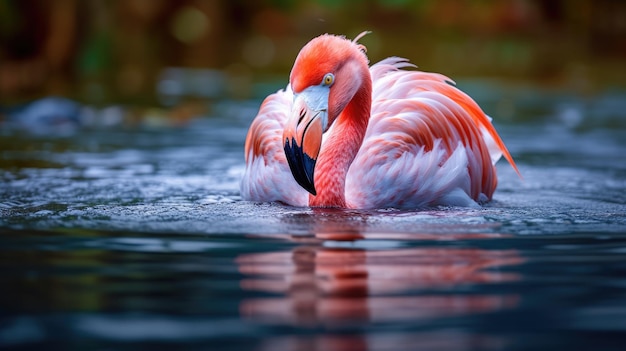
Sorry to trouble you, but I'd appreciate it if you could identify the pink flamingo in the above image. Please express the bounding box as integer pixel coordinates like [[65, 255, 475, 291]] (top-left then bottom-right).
[[240, 32, 520, 209]]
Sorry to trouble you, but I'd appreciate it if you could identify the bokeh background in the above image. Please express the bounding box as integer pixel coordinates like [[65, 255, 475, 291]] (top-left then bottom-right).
[[1, 0, 625, 116], [2, 3, 626, 349]]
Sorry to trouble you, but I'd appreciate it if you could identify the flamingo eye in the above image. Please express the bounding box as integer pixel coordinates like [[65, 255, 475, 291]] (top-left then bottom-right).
[[322, 73, 334, 86]]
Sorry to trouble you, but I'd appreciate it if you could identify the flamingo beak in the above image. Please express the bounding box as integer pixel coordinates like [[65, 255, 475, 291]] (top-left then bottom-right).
[[283, 86, 330, 196]]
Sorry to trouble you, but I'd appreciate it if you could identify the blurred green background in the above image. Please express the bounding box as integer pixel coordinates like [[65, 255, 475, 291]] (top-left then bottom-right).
[[1, 0, 625, 108]]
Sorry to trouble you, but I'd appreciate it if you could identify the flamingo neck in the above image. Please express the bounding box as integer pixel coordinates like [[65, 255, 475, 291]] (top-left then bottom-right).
[[309, 72, 371, 207]]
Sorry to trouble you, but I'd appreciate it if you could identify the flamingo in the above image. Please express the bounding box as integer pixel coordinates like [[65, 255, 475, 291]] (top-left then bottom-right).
[[240, 32, 520, 209]]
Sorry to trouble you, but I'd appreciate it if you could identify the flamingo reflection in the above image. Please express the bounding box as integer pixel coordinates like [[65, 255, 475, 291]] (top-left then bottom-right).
[[237, 226, 523, 326]]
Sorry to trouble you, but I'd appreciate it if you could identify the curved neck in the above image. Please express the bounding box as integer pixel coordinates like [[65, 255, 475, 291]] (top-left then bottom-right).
[[310, 69, 371, 207]]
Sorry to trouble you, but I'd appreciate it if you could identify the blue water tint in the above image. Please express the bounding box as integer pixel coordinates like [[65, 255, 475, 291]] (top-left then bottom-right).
[[1, 88, 626, 350]]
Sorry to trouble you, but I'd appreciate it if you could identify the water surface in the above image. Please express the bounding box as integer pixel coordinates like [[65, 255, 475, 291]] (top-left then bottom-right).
[[1, 84, 626, 350]]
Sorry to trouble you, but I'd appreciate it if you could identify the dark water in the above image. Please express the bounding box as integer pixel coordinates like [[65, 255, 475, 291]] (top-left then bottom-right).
[[1, 83, 626, 350]]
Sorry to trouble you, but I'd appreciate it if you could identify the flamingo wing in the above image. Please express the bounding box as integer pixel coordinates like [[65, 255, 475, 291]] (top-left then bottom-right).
[[346, 58, 518, 209], [240, 86, 309, 206]]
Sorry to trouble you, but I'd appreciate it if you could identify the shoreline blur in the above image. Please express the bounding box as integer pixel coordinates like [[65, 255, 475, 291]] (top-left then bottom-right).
[[1, 0, 625, 108]]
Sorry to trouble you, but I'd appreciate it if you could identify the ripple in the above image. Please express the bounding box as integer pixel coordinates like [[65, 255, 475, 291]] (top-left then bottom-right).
[[86, 237, 238, 253]]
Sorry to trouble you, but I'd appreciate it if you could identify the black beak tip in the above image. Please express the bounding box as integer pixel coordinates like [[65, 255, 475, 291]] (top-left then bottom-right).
[[284, 138, 317, 196], [306, 184, 317, 196]]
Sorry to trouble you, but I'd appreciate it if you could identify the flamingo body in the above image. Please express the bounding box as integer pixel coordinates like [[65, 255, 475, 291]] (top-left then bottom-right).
[[240, 33, 519, 209]]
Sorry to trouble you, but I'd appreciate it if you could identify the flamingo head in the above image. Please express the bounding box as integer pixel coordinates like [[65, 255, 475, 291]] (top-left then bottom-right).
[[283, 34, 369, 195]]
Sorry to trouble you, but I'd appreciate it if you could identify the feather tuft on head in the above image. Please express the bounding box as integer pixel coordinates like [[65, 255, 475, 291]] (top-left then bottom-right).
[[353, 31, 371, 53]]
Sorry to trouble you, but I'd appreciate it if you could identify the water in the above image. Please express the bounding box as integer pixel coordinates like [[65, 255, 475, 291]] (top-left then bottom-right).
[[1, 84, 626, 350]]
